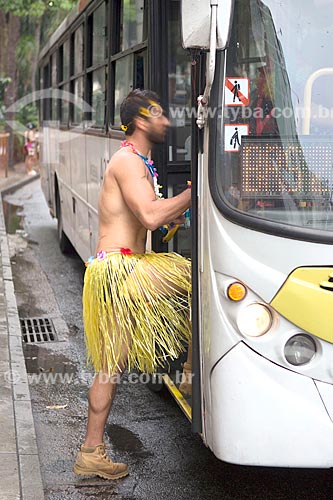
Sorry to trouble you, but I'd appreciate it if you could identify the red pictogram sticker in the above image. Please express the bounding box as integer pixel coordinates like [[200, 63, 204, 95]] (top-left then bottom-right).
[[225, 77, 250, 107]]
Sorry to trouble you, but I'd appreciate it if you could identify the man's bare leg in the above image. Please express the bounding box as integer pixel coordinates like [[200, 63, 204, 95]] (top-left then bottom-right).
[[84, 334, 129, 447], [73, 344, 129, 479], [84, 370, 121, 447]]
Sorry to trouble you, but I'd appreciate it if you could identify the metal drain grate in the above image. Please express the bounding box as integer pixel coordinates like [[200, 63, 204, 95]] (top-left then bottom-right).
[[20, 317, 58, 344]]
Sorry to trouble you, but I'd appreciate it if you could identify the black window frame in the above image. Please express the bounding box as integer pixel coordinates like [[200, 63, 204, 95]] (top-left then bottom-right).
[[70, 19, 85, 127], [85, 0, 109, 131], [109, 0, 148, 130]]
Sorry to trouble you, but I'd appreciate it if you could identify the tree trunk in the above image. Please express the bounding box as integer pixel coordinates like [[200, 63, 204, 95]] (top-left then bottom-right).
[[0, 11, 8, 77], [31, 18, 41, 94], [4, 14, 20, 167]]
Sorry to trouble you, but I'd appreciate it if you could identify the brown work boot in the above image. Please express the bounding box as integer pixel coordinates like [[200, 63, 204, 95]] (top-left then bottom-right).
[[73, 443, 128, 480], [179, 361, 192, 395]]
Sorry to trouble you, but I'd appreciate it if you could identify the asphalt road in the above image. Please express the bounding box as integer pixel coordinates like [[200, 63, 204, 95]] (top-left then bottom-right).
[[4, 179, 333, 500]]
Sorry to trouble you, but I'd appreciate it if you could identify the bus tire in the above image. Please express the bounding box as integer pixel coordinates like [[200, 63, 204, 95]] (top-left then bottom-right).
[[56, 195, 73, 254]]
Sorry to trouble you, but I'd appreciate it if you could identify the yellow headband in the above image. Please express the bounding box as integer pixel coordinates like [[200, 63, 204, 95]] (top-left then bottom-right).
[[139, 106, 150, 117]]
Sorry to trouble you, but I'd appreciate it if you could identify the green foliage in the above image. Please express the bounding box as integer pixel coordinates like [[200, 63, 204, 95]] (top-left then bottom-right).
[[17, 103, 39, 128], [41, 1, 77, 46], [0, 77, 11, 130], [0, 0, 76, 134], [0, 0, 77, 18], [16, 34, 35, 92]]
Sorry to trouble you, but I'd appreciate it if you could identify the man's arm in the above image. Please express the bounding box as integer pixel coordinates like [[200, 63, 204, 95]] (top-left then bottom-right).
[[112, 153, 191, 231]]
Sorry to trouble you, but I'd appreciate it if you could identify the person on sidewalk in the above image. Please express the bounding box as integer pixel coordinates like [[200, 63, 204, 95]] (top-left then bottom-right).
[[24, 123, 38, 176], [73, 89, 192, 480]]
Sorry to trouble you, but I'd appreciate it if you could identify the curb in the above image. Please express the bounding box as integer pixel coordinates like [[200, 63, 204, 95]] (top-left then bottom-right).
[[0, 189, 44, 499], [0, 173, 40, 196]]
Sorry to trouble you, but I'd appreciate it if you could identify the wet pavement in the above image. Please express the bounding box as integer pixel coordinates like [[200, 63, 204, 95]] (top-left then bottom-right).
[[5, 179, 333, 500]]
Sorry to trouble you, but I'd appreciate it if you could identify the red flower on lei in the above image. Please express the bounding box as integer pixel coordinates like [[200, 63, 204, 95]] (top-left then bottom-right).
[[120, 247, 132, 255]]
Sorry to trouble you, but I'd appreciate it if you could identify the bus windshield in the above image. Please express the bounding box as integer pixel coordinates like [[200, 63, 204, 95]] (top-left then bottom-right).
[[215, 0, 333, 234]]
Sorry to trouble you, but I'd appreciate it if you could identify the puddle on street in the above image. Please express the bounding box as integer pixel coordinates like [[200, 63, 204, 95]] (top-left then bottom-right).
[[23, 344, 77, 375], [106, 423, 152, 458], [2, 199, 25, 234]]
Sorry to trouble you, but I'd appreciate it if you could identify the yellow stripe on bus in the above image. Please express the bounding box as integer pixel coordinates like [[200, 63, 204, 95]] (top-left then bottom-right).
[[271, 267, 333, 343], [162, 374, 192, 422]]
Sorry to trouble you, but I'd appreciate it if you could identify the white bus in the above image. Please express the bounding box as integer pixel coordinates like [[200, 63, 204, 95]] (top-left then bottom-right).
[[39, 0, 333, 467]]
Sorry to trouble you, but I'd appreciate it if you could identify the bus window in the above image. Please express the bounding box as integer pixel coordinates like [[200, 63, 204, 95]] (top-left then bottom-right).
[[60, 82, 69, 125], [59, 39, 70, 126], [87, 3, 107, 128], [71, 24, 84, 125], [91, 2, 107, 66], [42, 62, 50, 122], [89, 67, 106, 127], [73, 77, 84, 124], [114, 55, 134, 125], [121, 0, 145, 51], [135, 51, 146, 90], [168, 0, 192, 162], [51, 52, 58, 122], [60, 39, 70, 83], [74, 25, 84, 76]]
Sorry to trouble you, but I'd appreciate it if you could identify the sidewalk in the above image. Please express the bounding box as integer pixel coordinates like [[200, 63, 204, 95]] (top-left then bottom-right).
[[0, 164, 44, 500], [0, 162, 40, 195]]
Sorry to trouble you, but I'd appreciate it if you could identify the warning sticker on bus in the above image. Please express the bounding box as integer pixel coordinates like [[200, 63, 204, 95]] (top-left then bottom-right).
[[225, 77, 250, 106], [225, 124, 249, 153]]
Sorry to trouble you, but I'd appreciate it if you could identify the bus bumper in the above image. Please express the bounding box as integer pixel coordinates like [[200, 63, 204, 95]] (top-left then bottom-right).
[[209, 342, 333, 467]]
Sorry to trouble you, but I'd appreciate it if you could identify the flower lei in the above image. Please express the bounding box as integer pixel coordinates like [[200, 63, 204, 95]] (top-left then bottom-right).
[[85, 247, 132, 266], [120, 140, 163, 198]]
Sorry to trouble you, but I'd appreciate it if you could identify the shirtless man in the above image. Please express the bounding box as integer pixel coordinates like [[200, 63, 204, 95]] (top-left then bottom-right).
[[73, 89, 192, 480]]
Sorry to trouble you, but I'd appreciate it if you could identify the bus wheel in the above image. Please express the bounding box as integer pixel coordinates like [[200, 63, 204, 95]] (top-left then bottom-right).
[[56, 195, 73, 254]]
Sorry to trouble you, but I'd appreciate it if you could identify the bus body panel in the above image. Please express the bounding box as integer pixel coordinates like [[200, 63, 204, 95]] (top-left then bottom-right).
[[74, 195, 91, 261], [86, 134, 107, 211], [315, 381, 333, 423], [58, 176, 75, 247], [70, 131, 90, 258], [39, 127, 52, 208], [71, 131, 88, 203], [85, 134, 110, 257], [209, 342, 333, 467], [208, 199, 333, 304]]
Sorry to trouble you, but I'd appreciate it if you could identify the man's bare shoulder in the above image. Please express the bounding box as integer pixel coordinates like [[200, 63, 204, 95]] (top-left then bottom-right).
[[106, 148, 146, 181]]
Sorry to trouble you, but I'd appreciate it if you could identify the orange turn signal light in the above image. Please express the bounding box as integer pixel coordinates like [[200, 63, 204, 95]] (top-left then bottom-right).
[[227, 282, 247, 302]]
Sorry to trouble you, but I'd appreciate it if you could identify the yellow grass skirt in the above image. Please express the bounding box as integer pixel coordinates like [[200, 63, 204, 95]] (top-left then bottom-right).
[[82, 251, 191, 375]]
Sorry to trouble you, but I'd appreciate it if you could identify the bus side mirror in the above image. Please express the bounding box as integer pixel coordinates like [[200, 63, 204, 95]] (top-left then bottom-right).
[[181, 0, 233, 50]]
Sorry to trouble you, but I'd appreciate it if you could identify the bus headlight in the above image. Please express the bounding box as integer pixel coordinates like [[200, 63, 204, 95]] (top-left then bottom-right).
[[284, 334, 316, 366], [237, 303, 272, 337]]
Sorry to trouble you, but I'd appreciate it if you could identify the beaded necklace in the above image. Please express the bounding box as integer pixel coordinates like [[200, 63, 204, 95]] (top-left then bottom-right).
[[120, 140, 162, 198]]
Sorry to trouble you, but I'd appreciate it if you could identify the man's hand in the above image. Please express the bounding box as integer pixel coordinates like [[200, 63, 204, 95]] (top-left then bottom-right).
[[171, 214, 186, 225]]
